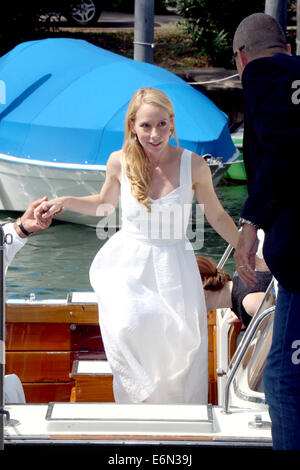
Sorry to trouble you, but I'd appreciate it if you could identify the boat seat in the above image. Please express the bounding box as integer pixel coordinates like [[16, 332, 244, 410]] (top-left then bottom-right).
[[4, 374, 26, 404], [70, 360, 114, 402]]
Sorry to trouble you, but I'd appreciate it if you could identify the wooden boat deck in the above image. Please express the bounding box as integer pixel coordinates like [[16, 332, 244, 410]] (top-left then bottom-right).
[[5, 300, 238, 404]]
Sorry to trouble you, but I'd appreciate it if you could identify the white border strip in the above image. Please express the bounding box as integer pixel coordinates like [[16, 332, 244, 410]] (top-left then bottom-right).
[[0, 152, 107, 171]]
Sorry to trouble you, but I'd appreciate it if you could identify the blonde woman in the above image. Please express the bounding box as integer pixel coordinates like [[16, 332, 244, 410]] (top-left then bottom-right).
[[35, 87, 239, 404]]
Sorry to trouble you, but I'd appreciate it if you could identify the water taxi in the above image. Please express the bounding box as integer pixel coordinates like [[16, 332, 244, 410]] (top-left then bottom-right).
[[1, 245, 276, 450]]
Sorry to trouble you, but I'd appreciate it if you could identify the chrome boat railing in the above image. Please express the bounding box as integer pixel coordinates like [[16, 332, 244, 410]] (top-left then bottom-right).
[[214, 239, 276, 414], [217, 243, 234, 270], [222, 277, 276, 414]]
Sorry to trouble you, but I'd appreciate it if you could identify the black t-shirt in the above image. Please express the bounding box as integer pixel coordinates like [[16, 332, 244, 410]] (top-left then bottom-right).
[[231, 271, 273, 327]]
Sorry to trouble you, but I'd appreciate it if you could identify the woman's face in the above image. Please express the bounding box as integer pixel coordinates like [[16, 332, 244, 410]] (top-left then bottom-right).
[[131, 103, 173, 157]]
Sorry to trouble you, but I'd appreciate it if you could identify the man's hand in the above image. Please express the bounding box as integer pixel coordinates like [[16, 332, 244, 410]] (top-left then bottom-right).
[[14, 197, 56, 237], [234, 224, 258, 286], [34, 197, 64, 227]]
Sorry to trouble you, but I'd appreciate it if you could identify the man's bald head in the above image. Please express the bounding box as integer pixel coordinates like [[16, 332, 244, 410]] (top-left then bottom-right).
[[233, 13, 287, 59]]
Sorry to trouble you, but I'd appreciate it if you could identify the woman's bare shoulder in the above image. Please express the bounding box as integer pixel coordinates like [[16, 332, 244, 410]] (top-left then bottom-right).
[[191, 152, 210, 183], [106, 150, 123, 180], [107, 150, 122, 168], [108, 149, 123, 164], [191, 151, 207, 166]]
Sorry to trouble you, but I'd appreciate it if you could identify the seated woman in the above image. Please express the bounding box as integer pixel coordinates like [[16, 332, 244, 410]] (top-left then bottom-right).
[[196, 255, 273, 330]]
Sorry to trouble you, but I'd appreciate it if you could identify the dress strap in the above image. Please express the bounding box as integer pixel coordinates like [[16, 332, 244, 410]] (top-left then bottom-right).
[[180, 149, 192, 187], [179, 149, 194, 206]]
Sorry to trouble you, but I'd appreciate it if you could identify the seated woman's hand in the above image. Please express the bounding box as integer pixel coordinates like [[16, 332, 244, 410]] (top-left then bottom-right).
[[227, 311, 241, 325], [34, 198, 64, 226]]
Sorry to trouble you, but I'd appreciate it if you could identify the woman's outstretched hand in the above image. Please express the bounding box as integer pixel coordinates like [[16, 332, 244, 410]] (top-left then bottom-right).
[[34, 198, 64, 227]]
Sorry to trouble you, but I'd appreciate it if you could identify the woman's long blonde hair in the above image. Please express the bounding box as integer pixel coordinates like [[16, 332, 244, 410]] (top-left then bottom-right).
[[122, 87, 178, 211]]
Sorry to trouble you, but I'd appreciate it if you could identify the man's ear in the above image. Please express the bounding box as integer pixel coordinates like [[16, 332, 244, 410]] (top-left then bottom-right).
[[238, 48, 249, 68]]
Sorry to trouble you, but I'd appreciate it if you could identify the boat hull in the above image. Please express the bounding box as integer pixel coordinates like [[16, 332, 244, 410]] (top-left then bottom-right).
[[223, 129, 247, 182], [0, 153, 232, 226], [223, 155, 247, 182], [0, 153, 105, 226]]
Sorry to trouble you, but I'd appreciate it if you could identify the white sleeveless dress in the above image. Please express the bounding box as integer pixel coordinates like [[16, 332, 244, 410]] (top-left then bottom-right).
[[89, 149, 208, 404]]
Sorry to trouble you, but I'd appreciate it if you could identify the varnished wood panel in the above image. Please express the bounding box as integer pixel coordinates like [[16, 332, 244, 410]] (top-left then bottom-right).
[[6, 351, 73, 382], [229, 322, 242, 361], [207, 323, 214, 348], [5, 303, 219, 405], [72, 375, 114, 402], [71, 324, 104, 351], [207, 311, 217, 404], [207, 309, 216, 325], [208, 381, 217, 405], [6, 323, 72, 351], [208, 351, 215, 381], [6, 323, 104, 352], [75, 351, 107, 361], [213, 325, 217, 384], [23, 382, 74, 403], [6, 303, 99, 324]]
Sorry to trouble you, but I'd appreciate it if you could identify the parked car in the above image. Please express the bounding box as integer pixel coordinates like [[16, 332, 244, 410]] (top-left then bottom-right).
[[46, 0, 102, 26]]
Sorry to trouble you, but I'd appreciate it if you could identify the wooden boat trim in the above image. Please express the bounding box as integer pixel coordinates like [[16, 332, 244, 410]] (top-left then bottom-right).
[[6, 302, 217, 325], [6, 303, 99, 324]]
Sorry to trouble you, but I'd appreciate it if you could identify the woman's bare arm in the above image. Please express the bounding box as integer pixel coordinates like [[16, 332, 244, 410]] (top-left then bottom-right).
[[34, 151, 122, 223], [192, 154, 239, 248]]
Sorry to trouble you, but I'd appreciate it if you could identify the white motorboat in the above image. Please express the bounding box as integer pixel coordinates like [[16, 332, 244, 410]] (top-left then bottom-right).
[[1, 244, 276, 450]]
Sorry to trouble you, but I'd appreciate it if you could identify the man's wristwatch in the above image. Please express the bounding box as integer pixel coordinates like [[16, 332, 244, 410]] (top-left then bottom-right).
[[239, 217, 259, 229], [16, 217, 32, 237]]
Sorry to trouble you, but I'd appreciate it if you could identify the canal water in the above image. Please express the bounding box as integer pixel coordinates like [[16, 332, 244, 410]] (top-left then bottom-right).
[[1, 183, 248, 300]]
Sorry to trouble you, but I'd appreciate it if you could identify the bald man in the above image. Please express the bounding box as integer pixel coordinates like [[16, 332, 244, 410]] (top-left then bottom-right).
[[232, 13, 300, 450]]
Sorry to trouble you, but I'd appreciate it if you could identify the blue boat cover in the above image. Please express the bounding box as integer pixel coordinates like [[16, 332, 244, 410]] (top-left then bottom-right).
[[0, 38, 236, 167]]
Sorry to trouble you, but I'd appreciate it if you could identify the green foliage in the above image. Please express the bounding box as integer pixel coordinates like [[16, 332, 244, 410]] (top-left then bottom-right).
[[172, 0, 265, 67]]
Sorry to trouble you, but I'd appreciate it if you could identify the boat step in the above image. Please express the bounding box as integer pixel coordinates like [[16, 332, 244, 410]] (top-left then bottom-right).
[[70, 360, 114, 402]]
